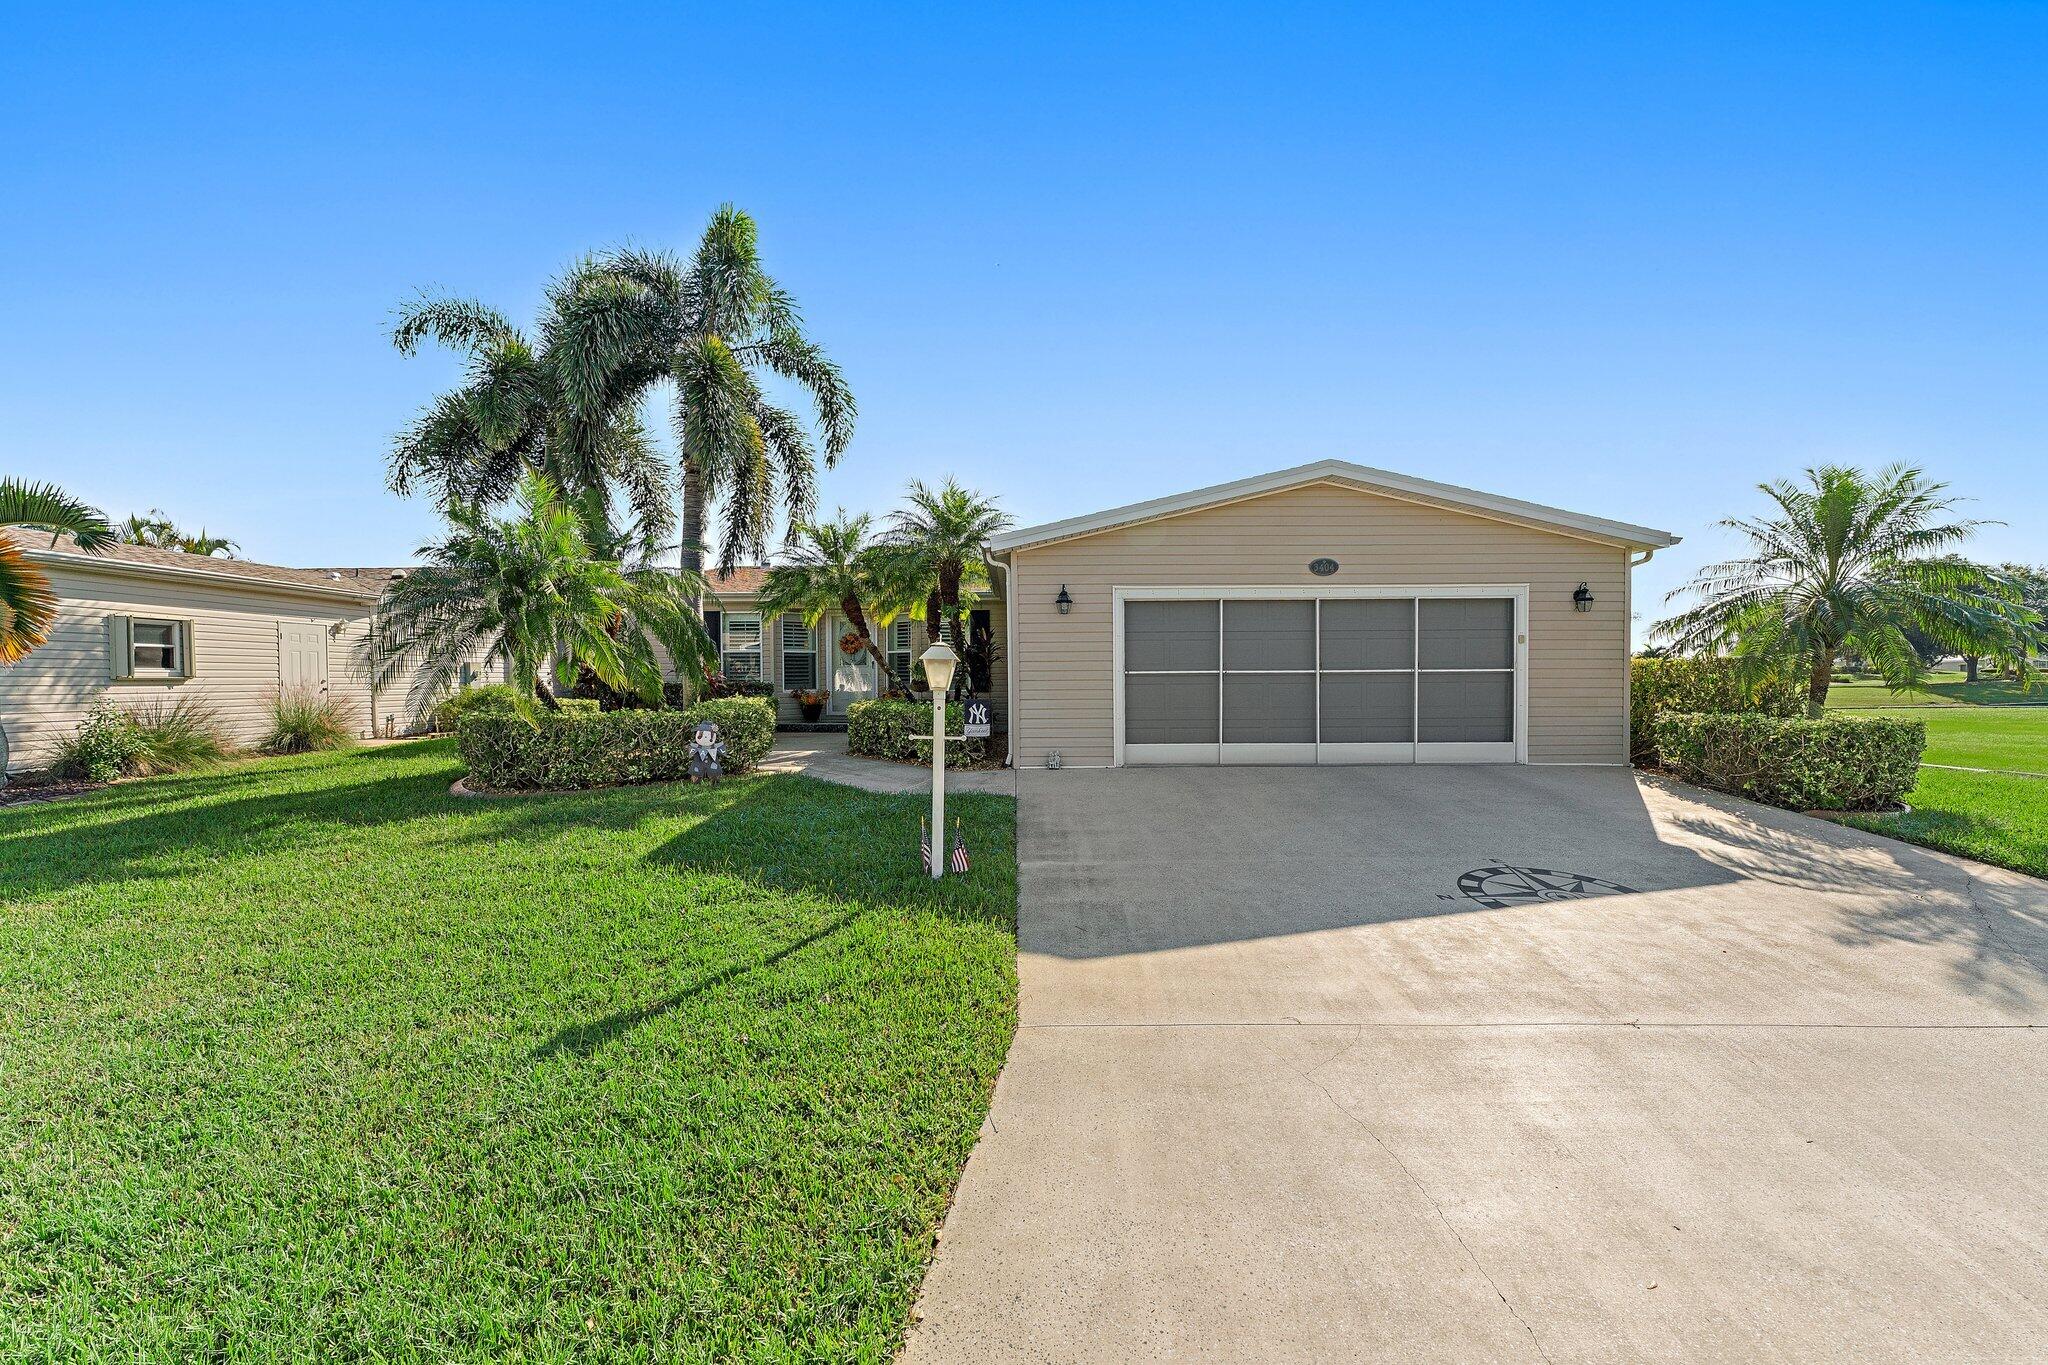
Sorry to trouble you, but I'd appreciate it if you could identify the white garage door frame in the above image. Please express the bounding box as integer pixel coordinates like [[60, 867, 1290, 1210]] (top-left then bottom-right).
[[1112, 584, 1530, 767]]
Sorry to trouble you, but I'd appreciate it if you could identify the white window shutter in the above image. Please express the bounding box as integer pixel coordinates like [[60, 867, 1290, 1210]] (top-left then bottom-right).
[[179, 620, 197, 678], [107, 615, 133, 680]]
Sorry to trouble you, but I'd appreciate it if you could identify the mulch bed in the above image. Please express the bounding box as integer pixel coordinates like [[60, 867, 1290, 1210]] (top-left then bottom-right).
[[0, 779, 107, 808]]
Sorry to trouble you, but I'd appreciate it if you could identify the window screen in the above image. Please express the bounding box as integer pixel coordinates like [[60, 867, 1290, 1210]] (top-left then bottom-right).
[[1418, 671, 1513, 742], [1318, 599, 1414, 670], [1125, 674, 1220, 744], [1318, 672, 1414, 743], [1221, 672, 1315, 743], [1125, 600, 1218, 672], [1418, 598, 1513, 670], [1222, 600, 1314, 671]]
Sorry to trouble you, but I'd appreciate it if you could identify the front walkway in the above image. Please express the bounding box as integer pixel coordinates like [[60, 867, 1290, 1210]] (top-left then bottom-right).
[[759, 732, 1015, 796], [905, 764, 2048, 1362]]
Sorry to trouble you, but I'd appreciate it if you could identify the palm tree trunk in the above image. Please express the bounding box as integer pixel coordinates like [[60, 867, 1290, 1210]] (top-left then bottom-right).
[[679, 459, 706, 580], [842, 596, 904, 693], [924, 590, 943, 647], [1807, 646, 1834, 717], [533, 674, 562, 711], [940, 564, 966, 697]]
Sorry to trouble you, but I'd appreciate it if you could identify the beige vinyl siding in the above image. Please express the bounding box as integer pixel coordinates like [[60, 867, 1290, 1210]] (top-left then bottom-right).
[[0, 564, 509, 770], [0, 564, 371, 767], [1006, 481, 1630, 767]]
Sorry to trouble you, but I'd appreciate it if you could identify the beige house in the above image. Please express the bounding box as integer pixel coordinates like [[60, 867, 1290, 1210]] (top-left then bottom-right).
[[985, 461, 1678, 769], [0, 537, 505, 773], [3, 460, 1672, 776]]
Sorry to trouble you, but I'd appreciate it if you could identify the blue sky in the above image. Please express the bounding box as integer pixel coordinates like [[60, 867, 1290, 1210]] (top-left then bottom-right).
[[3, 2, 2042, 640]]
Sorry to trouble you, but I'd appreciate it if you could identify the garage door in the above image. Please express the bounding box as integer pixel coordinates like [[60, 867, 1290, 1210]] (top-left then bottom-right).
[[1118, 591, 1524, 765]]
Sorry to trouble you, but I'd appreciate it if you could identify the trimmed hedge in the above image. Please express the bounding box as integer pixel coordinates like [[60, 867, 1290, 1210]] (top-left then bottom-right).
[[457, 697, 776, 791], [1653, 712, 1925, 811], [1630, 657, 1804, 763], [846, 698, 993, 766]]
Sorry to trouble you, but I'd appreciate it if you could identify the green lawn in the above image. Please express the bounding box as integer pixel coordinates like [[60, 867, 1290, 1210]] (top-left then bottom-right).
[[1846, 766, 2048, 880], [1824, 669, 2046, 708], [0, 740, 1017, 1362], [1867, 705, 2048, 775]]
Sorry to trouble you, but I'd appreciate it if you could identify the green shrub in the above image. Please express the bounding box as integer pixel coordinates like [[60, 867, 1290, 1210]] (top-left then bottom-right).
[[552, 697, 602, 716], [262, 689, 359, 755], [457, 697, 776, 791], [432, 683, 529, 732], [49, 700, 145, 782], [125, 696, 232, 773], [1653, 712, 1925, 811], [1629, 657, 1804, 763], [846, 698, 993, 766]]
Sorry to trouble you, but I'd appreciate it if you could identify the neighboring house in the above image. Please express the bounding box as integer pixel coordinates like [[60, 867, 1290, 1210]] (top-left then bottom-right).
[[698, 568, 1008, 727], [985, 460, 1679, 769], [0, 535, 504, 772]]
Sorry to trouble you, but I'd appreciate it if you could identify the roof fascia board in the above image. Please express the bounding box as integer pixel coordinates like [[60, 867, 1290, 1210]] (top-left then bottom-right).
[[989, 459, 1679, 555]]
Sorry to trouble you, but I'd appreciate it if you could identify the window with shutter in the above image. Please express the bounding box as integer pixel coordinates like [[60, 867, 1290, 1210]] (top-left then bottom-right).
[[887, 620, 914, 686], [722, 614, 763, 680], [779, 618, 817, 690]]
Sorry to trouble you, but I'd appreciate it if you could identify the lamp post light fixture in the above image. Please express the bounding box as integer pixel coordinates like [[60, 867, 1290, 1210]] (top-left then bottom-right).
[[1573, 582, 1595, 613], [1055, 585, 1074, 615], [919, 642, 960, 880]]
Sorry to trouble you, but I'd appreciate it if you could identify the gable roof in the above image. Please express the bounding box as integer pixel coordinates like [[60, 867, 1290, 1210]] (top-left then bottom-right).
[[988, 460, 1680, 555], [13, 532, 388, 601]]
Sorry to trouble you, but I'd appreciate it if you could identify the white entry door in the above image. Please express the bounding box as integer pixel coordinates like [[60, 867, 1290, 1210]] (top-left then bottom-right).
[[828, 616, 878, 715], [279, 621, 330, 695]]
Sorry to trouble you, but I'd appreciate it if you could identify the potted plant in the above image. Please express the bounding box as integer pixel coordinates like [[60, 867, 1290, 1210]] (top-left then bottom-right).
[[793, 688, 831, 722]]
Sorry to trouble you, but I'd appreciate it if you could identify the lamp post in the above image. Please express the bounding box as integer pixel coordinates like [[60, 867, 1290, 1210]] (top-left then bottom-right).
[[920, 642, 960, 879]]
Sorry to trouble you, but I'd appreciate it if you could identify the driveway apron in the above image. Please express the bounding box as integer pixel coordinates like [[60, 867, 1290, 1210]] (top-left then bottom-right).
[[905, 765, 2048, 1363]]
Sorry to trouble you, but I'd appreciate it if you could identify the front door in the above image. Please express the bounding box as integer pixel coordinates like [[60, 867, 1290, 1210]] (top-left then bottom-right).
[[828, 616, 878, 715], [279, 621, 330, 696]]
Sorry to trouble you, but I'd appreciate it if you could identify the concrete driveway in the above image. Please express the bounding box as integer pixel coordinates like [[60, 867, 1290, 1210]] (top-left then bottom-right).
[[905, 765, 2048, 1363]]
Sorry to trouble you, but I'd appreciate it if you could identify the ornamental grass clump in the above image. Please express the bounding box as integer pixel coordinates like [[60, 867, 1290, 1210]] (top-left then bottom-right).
[[261, 690, 358, 755]]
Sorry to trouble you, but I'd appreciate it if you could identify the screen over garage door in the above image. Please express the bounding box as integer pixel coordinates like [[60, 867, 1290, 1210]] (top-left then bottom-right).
[[1118, 591, 1523, 765]]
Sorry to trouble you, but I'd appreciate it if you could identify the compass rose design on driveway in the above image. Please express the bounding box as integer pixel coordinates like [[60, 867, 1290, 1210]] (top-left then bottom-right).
[[1454, 865, 1637, 909]]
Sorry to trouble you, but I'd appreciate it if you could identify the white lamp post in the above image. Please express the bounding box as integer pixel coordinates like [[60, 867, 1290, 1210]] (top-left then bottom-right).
[[919, 642, 960, 879]]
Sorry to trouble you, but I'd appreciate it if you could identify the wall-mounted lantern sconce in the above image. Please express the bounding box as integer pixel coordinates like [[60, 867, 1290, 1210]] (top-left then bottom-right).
[[1573, 582, 1595, 613], [1055, 585, 1074, 615]]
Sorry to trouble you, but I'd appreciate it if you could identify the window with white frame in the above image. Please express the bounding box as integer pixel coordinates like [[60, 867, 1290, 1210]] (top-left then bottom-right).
[[111, 615, 192, 679], [780, 617, 818, 690], [721, 613, 763, 680]]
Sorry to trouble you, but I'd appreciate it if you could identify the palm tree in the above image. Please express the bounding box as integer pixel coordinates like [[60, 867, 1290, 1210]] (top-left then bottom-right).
[[386, 285, 674, 541], [0, 479, 113, 663], [547, 206, 855, 575], [886, 479, 1012, 659], [756, 513, 909, 694], [116, 510, 238, 557], [1653, 464, 2042, 713], [360, 472, 713, 721]]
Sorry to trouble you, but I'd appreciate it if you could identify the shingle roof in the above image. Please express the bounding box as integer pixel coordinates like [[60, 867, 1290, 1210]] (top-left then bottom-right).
[[15, 532, 388, 599], [707, 566, 770, 594]]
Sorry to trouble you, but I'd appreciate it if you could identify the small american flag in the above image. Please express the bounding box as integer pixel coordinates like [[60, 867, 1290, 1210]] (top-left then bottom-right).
[[920, 817, 934, 875], [950, 818, 970, 875]]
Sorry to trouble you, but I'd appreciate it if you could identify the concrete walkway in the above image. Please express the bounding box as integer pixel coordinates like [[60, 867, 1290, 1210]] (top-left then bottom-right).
[[906, 765, 2048, 1362], [759, 732, 1015, 795]]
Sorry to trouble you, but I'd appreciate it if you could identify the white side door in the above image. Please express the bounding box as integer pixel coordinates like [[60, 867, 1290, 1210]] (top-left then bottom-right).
[[279, 621, 330, 695]]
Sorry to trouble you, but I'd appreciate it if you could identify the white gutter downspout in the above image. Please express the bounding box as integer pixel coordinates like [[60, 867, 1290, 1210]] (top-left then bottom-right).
[[983, 547, 1015, 768]]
